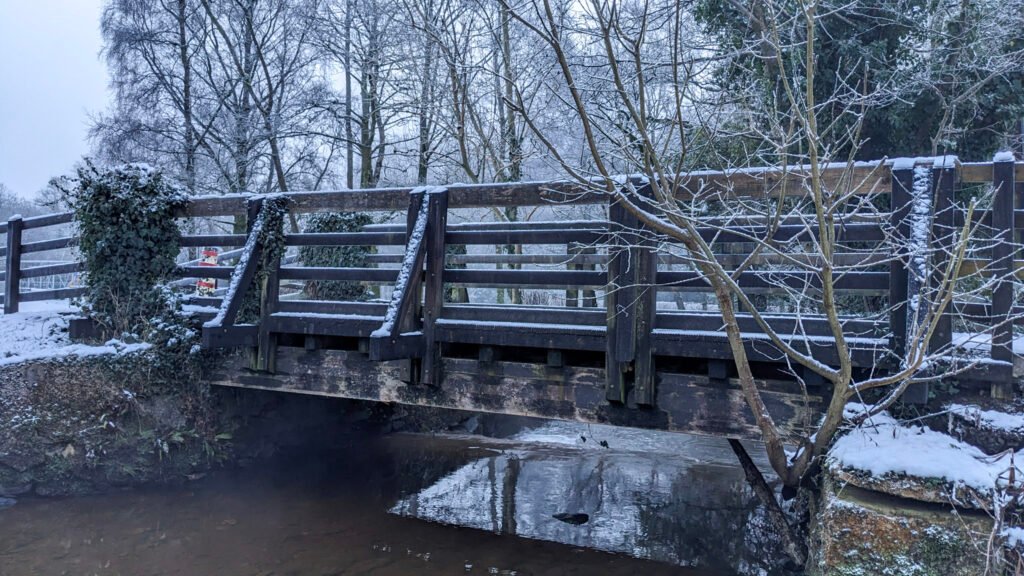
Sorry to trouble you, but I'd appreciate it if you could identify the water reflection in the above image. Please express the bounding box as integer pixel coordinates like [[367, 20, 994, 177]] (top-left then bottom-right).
[[0, 422, 788, 575], [392, 422, 788, 575]]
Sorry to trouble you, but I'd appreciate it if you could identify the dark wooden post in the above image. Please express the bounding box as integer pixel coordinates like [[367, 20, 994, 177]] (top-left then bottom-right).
[[4, 216, 23, 314], [606, 195, 632, 404], [422, 189, 448, 386], [899, 161, 957, 403], [888, 164, 914, 360], [605, 185, 657, 407], [991, 157, 1016, 398], [400, 190, 427, 336], [247, 197, 283, 373], [890, 161, 931, 404], [255, 199, 283, 372], [632, 194, 657, 407], [930, 163, 957, 354]]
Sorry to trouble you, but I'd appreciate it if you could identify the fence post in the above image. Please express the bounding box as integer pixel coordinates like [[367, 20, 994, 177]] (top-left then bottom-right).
[[991, 156, 1016, 398], [930, 163, 956, 353], [605, 184, 657, 407], [254, 202, 283, 373], [244, 197, 267, 371], [606, 193, 632, 404], [421, 190, 448, 386], [632, 186, 657, 407], [4, 215, 23, 314]]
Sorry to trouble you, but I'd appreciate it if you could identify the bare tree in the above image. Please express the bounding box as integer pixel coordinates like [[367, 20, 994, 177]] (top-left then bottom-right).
[[496, 0, 1020, 563]]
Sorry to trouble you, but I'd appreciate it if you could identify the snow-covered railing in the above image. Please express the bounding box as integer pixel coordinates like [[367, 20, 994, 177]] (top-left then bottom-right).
[[365, 189, 441, 382], [200, 195, 290, 372], [10, 156, 1023, 403]]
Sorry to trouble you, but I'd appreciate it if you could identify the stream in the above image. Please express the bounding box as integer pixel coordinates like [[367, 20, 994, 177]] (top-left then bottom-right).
[[0, 419, 789, 575]]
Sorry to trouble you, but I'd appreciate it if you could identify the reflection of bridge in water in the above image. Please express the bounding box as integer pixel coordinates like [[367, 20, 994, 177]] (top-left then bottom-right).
[[391, 421, 786, 574], [3, 158, 1023, 440]]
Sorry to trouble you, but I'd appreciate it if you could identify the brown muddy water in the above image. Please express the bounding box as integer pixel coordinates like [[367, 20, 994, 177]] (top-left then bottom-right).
[[0, 421, 788, 575]]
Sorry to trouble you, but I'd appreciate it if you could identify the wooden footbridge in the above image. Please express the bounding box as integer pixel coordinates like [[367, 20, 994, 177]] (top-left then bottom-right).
[[2, 157, 1022, 440]]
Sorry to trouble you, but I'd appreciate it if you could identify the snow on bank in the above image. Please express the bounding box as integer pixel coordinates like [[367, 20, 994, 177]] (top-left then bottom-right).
[[947, 403, 1024, 433], [0, 301, 150, 367], [830, 405, 1020, 494], [1004, 527, 1024, 547]]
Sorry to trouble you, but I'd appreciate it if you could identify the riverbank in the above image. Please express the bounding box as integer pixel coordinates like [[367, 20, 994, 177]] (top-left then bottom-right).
[[0, 302, 492, 498], [3, 302, 1023, 574]]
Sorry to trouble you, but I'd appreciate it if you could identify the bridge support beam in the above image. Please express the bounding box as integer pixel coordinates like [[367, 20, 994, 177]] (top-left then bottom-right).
[[206, 347, 822, 442]]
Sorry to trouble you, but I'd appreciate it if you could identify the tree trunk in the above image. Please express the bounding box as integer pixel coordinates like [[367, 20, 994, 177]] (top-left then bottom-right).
[[344, 0, 354, 189], [176, 0, 196, 194], [728, 439, 808, 567]]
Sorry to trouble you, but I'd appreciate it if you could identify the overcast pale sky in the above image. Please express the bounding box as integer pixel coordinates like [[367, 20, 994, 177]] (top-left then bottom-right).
[[0, 0, 108, 199]]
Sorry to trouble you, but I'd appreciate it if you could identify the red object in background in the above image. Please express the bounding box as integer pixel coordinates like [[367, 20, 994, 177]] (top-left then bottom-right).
[[196, 248, 218, 295]]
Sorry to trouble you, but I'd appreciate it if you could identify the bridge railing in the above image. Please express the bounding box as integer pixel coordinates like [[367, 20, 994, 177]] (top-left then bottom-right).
[[3, 157, 1021, 401]]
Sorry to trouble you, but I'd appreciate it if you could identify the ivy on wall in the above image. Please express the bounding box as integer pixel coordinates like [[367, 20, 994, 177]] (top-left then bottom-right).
[[237, 195, 291, 323]]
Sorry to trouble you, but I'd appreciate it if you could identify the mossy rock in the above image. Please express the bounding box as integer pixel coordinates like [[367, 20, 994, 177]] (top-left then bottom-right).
[[809, 477, 991, 576]]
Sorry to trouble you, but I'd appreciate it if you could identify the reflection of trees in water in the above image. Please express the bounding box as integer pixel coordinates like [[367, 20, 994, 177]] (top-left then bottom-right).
[[391, 447, 789, 574], [634, 467, 789, 575]]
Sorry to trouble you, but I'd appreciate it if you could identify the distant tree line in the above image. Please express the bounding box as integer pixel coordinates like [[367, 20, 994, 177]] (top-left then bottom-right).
[[90, 0, 1024, 196]]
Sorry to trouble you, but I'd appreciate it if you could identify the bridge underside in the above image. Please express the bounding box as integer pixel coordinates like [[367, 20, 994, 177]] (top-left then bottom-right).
[[204, 346, 823, 441]]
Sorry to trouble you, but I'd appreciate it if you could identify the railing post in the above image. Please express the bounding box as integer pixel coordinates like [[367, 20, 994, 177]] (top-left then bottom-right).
[[889, 163, 914, 361], [4, 215, 23, 314], [400, 189, 427, 336], [930, 163, 957, 353], [255, 204, 282, 372], [991, 156, 1016, 398], [422, 189, 448, 386], [606, 195, 630, 404], [245, 197, 268, 371], [632, 188, 657, 407], [605, 184, 657, 407]]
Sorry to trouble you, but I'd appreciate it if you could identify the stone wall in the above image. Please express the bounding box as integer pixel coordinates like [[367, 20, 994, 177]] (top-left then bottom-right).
[[808, 478, 993, 576]]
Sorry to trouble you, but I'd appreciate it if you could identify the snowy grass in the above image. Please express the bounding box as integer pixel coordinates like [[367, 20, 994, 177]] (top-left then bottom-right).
[[0, 301, 151, 367]]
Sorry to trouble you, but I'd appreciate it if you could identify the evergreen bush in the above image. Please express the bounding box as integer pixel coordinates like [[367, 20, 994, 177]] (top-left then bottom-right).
[[63, 161, 187, 335], [298, 212, 373, 301]]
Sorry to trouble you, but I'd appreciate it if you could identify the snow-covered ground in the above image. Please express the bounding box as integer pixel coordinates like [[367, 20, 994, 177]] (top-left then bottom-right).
[[0, 301, 150, 367], [831, 403, 1020, 494]]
